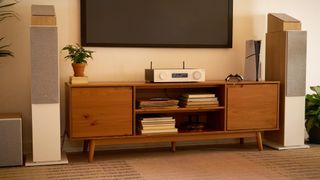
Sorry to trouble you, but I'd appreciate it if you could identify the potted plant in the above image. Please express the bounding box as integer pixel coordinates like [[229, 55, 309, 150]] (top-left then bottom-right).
[[0, 0, 18, 58], [61, 44, 94, 77], [305, 86, 320, 143]]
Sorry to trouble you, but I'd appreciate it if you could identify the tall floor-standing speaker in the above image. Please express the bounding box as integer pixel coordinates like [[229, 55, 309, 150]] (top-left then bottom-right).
[[27, 5, 68, 166], [264, 13, 309, 149]]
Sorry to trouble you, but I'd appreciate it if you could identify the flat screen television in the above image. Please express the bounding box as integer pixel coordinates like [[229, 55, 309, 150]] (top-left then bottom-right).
[[81, 0, 233, 48]]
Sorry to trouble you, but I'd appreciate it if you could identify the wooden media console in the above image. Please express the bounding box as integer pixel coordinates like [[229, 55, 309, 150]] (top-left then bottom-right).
[[66, 81, 279, 162]]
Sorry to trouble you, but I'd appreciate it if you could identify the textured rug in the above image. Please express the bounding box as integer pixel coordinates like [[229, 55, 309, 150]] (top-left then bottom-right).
[[1, 143, 319, 180], [0, 160, 142, 180]]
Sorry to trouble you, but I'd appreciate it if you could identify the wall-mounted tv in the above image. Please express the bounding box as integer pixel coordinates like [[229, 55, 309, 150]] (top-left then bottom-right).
[[81, 0, 233, 48]]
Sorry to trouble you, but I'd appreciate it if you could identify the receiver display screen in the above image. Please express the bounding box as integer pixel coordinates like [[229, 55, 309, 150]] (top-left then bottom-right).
[[172, 73, 188, 78]]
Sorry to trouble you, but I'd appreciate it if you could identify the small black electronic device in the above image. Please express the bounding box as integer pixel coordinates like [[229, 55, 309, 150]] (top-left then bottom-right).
[[225, 74, 243, 82]]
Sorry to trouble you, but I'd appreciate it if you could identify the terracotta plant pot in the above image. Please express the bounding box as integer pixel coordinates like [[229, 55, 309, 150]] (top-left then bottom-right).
[[72, 63, 86, 77]]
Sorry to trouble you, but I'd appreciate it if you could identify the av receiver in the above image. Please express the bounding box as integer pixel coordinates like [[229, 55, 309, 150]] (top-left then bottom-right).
[[145, 68, 205, 83]]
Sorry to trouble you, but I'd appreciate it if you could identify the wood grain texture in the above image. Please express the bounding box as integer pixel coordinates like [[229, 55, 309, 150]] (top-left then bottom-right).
[[94, 131, 258, 146], [226, 84, 279, 130], [265, 32, 286, 144], [31, 16, 56, 25], [256, 132, 263, 151], [0, 113, 22, 119], [69, 87, 133, 138], [67, 81, 279, 88], [88, 140, 95, 162], [267, 13, 301, 33], [66, 81, 279, 161]]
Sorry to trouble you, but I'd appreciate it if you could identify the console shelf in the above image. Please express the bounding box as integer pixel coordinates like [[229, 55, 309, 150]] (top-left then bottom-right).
[[66, 81, 279, 162], [135, 106, 225, 114], [135, 130, 262, 137]]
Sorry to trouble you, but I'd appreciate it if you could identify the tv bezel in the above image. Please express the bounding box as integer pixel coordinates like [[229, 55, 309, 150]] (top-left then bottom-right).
[[80, 0, 233, 48]]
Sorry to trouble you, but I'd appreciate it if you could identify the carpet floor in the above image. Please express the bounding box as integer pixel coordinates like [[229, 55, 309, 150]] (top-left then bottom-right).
[[1, 143, 320, 180]]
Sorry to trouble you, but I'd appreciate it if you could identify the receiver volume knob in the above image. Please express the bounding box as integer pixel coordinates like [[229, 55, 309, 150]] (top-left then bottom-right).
[[193, 71, 202, 80], [159, 72, 167, 80]]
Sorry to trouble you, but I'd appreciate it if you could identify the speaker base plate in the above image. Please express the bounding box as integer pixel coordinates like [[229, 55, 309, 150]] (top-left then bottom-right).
[[25, 152, 68, 166]]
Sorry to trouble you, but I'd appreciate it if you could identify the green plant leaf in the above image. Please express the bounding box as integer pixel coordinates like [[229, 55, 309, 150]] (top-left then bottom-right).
[[305, 86, 320, 132], [306, 118, 314, 132], [61, 44, 94, 64], [310, 86, 320, 95]]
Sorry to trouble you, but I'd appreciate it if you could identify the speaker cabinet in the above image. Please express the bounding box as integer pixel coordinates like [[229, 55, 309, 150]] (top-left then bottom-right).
[[0, 114, 23, 167], [30, 25, 61, 162], [267, 13, 301, 33], [265, 31, 306, 97], [264, 13, 308, 149], [27, 5, 67, 165]]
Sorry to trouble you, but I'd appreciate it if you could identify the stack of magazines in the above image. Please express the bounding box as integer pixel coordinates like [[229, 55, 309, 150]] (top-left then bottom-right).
[[137, 98, 179, 109], [139, 116, 177, 134], [179, 93, 219, 108]]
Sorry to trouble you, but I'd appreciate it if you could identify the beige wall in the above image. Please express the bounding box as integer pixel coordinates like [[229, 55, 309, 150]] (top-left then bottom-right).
[[0, 0, 319, 152]]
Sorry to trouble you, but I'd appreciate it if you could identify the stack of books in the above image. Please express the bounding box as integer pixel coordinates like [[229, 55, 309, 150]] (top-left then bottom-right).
[[138, 98, 179, 109], [179, 93, 219, 108], [139, 116, 178, 134], [70, 76, 88, 84]]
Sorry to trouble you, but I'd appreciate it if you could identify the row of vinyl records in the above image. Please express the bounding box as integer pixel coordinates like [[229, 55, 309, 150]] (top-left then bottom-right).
[[138, 116, 178, 134], [137, 93, 219, 109]]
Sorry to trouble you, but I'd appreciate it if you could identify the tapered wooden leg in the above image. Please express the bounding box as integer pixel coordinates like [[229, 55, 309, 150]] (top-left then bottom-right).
[[256, 132, 263, 151], [88, 140, 95, 162], [171, 141, 176, 152], [240, 138, 244, 144], [83, 140, 89, 153]]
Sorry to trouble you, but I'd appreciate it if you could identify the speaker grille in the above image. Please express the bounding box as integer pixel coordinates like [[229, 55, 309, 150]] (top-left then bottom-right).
[[31, 27, 59, 104], [286, 31, 307, 96]]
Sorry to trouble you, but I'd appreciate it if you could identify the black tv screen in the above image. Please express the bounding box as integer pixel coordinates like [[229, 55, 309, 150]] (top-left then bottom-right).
[[81, 0, 233, 48]]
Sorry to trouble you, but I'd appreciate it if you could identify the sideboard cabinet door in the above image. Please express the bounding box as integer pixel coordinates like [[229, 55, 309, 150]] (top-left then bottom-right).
[[226, 84, 279, 130], [70, 87, 132, 138]]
